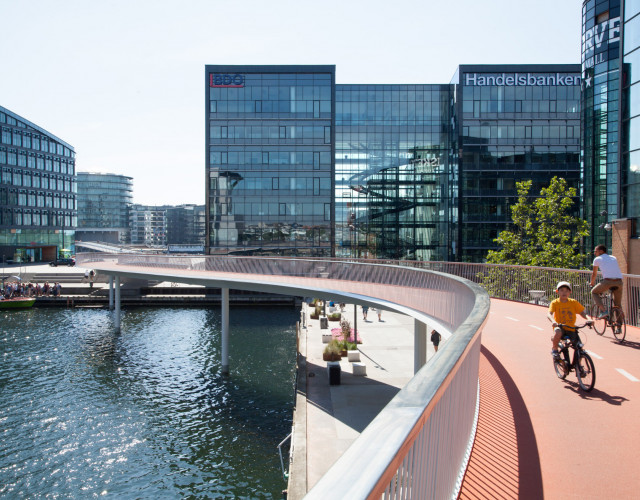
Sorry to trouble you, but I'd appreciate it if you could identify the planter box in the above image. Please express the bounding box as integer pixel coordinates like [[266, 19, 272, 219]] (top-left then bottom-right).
[[323, 352, 341, 361]]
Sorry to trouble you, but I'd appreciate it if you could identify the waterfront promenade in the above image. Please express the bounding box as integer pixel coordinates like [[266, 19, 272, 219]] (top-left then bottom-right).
[[297, 299, 640, 498]]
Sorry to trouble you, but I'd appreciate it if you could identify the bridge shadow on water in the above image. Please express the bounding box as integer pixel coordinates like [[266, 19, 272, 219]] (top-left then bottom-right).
[[459, 346, 544, 499]]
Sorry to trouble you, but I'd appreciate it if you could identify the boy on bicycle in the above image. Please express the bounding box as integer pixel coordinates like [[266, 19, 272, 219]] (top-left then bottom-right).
[[547, 281, 593, 358]]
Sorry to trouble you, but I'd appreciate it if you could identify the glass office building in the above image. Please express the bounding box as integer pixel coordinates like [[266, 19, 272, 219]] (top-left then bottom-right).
[[582, 0, 622, 247], [0, 105, 76, 263], [206, 64, 583, 262], [76, 172, 133, 244], [621, 0, 640, 227], [336, 85, 454, 260], [205, 65, 334, 256], [456, 65, 582, 261]]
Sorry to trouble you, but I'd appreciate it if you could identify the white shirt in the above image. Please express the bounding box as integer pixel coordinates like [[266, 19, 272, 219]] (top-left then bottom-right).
[[593, 253, 622, 279]]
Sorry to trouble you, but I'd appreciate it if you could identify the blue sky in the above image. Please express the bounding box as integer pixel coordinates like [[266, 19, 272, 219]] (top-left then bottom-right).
[[0, 0, 582, 205]]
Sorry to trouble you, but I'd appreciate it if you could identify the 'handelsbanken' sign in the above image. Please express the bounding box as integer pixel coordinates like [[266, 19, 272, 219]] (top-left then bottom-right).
[[465, 73, 580, 87]]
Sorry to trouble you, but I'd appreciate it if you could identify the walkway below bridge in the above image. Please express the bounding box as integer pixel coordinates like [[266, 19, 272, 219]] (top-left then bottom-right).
[[300, 299, 640, 498]]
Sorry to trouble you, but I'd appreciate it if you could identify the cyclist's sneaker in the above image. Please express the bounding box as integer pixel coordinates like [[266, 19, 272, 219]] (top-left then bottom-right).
[[551, 350, 560, 359], [597, 311, 609, 319]]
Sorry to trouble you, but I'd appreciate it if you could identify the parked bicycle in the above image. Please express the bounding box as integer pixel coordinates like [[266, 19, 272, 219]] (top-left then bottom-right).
[[590, 287, 626, 342], [553, 322, 596, 392]]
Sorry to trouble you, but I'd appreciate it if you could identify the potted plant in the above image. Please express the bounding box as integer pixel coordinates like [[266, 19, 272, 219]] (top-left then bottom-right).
[[328, 312, 341, 322], [323, 339, 342, 361], [310, 304, 322, 320]]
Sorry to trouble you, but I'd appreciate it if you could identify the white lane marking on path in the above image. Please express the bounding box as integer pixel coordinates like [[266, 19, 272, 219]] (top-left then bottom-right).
[[505, 317, 519, 322], [616, 368, 639, 382], [587, 350, 603, 360], [529, 325, 544, 330]]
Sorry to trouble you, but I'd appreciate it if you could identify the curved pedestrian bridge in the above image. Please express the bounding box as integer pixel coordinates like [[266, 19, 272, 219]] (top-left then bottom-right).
[[78, 253, 489, 499]]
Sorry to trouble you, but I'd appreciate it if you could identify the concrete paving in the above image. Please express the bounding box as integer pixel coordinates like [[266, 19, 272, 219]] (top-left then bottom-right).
[[293, 303, 441, 496]]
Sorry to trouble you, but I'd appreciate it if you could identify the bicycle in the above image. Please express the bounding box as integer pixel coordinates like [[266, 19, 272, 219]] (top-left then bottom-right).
[[553, 322, 596, 392], [590, 286, 626, 342]]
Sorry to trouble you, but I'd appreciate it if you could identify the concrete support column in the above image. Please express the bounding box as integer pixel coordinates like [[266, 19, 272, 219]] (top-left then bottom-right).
[[114, 276, 121, 331], [108, 276, 114, 310], [414, 319, 427, 374], [221, 287, 230, 375], [353, 304, 358, 341]]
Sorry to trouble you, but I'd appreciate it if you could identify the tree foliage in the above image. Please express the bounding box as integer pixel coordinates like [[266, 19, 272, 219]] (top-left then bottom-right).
[[485, 177, 589, 269]]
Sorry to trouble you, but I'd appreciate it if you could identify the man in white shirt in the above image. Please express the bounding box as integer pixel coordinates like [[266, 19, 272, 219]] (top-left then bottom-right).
[[590, 244, 623, 317]]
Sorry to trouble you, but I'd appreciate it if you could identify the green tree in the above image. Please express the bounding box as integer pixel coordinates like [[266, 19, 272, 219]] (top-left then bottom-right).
[[486, 177, 589, 269]]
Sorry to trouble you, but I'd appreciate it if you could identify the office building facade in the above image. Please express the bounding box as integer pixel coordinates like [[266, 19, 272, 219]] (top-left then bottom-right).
[[0, 105, 76, 263], [582, 0, 623, 247], [76, 172, 133, 244], [456, 65, 582, 261], [166, 204, 206, 246], [206, 64, 583, 262], [130, 204, 168, 247], [336, 84, 454, 260], [621, 0, 640, 225], [205, 65, 334, 256]]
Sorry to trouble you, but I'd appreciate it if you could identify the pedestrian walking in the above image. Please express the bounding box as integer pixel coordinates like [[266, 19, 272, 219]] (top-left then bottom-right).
[[362, 305, 369, 320], [431, 329, 441, 352]]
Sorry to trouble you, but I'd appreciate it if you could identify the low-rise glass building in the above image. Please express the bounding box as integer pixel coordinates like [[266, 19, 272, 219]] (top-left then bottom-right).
[[76, 172, 133, 244], [0, 105, 76, 263]]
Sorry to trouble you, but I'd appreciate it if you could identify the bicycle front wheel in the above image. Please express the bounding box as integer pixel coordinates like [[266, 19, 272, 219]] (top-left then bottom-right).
[[554, 358, 568, 379], [591, 304, 607, 335], [576, 352, 596, 392], [611, 308, 626, 342]]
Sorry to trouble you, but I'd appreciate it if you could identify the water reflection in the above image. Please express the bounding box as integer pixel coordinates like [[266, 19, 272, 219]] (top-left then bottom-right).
[[0, 306, 297, 498]]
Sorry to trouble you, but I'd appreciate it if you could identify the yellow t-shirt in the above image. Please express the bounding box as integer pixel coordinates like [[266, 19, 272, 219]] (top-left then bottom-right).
[[549, 298, 584, 330]]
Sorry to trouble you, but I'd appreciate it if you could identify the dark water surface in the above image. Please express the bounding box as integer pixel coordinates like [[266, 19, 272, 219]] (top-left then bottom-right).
[[0, 306, 298, 499]]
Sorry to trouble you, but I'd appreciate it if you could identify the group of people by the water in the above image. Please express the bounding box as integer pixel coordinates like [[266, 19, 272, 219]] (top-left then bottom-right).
[[1, 281, 62, 299]]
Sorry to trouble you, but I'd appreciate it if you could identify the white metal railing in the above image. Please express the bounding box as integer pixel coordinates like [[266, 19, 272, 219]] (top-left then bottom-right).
[[77, 253, 490, 499]]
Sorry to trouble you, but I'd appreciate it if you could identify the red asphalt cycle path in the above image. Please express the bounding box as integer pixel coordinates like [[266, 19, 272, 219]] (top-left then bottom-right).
[[460, 299, 640, 499]]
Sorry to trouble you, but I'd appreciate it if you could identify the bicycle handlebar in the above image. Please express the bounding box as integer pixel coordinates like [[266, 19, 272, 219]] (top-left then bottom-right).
[[556, 322, 593, 330]]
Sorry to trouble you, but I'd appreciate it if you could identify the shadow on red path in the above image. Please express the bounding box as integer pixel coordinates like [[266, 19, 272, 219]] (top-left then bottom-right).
[[459, 346, 543, 499]]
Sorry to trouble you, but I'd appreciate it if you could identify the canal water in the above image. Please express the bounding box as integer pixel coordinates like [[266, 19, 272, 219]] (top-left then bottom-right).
[[0, 306, 299, 498]]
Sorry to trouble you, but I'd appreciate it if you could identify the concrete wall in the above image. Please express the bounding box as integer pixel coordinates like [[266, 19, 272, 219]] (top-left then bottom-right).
[[612, 218, 640, 275]]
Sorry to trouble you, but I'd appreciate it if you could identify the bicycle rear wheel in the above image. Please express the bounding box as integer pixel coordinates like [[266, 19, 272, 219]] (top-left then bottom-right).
[[611, 308, 626, 342], [591, 304, 606, 335], [576, 352, 596, 392]]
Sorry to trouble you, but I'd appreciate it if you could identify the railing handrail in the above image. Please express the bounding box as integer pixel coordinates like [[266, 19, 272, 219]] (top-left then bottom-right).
[[76, 253, 491, 499]]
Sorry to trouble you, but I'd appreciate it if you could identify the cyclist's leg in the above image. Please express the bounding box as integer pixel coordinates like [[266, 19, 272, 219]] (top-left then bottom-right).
[[551, 326, 563, 353], [610, 280, 624, 308], [591, 282, 607, 312]]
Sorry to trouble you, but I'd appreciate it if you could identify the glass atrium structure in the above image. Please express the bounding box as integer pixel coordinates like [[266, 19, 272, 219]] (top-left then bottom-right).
[[335, 85, 454, 260], [0, 105, 76, 263], [76, 172, 132, 244]]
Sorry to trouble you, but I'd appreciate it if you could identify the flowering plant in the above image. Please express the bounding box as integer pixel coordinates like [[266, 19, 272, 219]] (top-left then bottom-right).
[[330, 327, 362, 344]]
